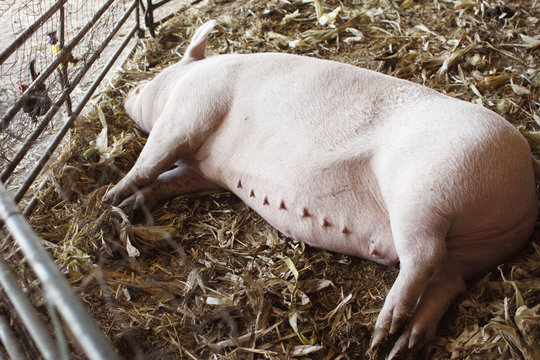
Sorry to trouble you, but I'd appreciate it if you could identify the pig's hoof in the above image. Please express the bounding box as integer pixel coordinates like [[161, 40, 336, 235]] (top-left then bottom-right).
[[372, 303, 413, 349], [370, 327, 387, 348], [390, 315, 410, 335], [118, 190, 157, 223], [370, 291, 431, 356], [104, 187, 121, 206], [371, 322, 429, 359], [105, 183, 136, 207], [387, 325, 428, 359], [387, 327, 412, 359], [388, 337, 408, 359]]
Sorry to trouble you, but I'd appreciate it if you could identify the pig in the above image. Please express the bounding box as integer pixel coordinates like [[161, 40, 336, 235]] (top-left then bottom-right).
[[105, 20, 538, 357]]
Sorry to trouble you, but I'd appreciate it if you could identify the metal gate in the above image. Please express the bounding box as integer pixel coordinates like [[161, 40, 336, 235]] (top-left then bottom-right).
[[0, 1, 180, 358]]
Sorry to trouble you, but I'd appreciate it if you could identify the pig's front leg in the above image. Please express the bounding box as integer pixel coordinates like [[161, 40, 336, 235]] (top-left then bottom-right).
[[117, 164, 221, 218], [105, 137, 176, 205], [105, 111, 209, 205]]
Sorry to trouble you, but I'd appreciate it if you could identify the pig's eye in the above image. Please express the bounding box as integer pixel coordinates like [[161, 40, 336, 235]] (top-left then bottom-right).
[[134, 86, 141, 94]]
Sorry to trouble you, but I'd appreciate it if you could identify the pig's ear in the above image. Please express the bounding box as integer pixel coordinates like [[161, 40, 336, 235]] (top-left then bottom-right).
[[183, 20, 217, 62]]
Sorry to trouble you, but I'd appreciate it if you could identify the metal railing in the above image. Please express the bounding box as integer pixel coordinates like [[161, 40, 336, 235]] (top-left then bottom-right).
[[0, 0, 181, 358]]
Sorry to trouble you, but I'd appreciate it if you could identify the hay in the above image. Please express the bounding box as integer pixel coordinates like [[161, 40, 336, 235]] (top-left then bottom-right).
[[5, 0, 539, 358]]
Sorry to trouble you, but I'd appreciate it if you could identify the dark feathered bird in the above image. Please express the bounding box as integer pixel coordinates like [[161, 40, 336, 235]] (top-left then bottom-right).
[[16, 59, 52, 119]]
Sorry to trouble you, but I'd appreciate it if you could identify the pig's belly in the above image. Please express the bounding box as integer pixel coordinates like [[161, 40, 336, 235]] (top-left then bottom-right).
[[204, 158, 399, 266]]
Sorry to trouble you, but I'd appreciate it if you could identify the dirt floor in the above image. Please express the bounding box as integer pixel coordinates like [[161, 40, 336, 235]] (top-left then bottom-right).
[[1, 0, 539, 359]]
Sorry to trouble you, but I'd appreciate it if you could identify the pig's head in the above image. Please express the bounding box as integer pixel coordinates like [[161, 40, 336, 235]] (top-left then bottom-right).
[[123, 20, 217, 133]]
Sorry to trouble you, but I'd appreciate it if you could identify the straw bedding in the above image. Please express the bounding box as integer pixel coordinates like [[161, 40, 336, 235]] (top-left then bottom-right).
[[3, 0, 539, 359]]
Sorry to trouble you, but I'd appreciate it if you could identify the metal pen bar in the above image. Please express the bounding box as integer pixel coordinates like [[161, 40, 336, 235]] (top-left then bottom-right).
[[0, 182, 119, 360], [0, 0, 117, 132], [2, 1, 137, 185], [0, 258, 60, 360], [0, 315, 29, 360], [136, 0, 141, 34], [58, 3, 74, 118], [152, 1, 193, 29], [0, 0, 69, 65], [145, 0, 156, 37], [153, 0, 175, 9], [153, 11, 180, 28], [14, 20, 139, 205], [46, 301, 70, 360], [22, 177, 51, 218]]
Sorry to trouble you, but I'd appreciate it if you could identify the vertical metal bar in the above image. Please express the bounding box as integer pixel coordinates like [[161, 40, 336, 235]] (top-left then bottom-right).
[[136, 0, 145, 38], [135, 0, 141, 34], [0, 182, 119, 360], [0, 315, 28, 360], [22, 177, 49, 218], [146, 0, 156, 37], [58, 3, 73, 118], [0, 257, 60, 360]]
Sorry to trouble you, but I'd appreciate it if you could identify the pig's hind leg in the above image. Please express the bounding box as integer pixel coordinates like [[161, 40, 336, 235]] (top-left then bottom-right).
[[371, 209, 452, 352], [117, 164, 221, 221], [386, 256, 466, 358]]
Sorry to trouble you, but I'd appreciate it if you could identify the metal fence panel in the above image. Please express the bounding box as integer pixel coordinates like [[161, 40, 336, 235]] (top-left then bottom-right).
[[0, 1, 173, 358]]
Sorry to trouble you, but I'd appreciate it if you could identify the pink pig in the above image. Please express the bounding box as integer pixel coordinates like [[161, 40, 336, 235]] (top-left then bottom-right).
[[105, 20, 538, 357]]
